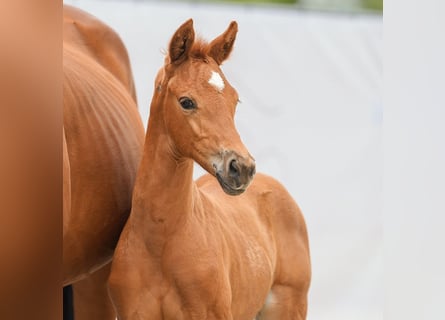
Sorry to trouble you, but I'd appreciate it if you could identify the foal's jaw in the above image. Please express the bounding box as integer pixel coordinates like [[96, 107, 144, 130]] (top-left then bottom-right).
[[211, 150, 256, 196]]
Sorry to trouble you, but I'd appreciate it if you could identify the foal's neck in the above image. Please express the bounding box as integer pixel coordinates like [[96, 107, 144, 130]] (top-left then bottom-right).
[[132, 110, 198, 252]]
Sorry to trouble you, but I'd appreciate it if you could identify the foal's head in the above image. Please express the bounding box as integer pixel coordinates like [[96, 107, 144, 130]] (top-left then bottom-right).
[[152, 19, 255, 195]]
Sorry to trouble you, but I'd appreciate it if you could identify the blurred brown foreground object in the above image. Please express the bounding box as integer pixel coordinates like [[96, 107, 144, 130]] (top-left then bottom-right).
[[0, 1, 144, 318], [0, 1, 61, 319]]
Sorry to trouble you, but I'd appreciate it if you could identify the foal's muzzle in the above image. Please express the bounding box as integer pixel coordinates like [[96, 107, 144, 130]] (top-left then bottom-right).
[[213, 151, 256, 196]]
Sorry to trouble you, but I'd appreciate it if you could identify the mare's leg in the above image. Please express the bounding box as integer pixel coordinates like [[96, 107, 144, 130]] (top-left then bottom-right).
[[72, 263, 116, 320], [63, 285, 74, 320]]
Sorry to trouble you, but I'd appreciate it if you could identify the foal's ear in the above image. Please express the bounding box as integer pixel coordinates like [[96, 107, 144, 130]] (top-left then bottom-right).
[[168, 19, 195, 65], [208, 21, 238, 65]]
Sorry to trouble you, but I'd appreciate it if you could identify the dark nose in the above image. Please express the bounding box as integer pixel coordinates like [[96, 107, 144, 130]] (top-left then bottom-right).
[[227, 156, 256, 186], [228, 159, 239, 179]]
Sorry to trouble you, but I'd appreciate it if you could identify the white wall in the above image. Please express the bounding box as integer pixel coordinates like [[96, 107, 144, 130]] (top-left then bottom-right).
[[64, 1, 382, 319]]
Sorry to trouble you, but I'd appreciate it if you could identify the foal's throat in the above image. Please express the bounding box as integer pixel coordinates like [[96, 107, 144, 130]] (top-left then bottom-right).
[[132, 119, 198, 241]]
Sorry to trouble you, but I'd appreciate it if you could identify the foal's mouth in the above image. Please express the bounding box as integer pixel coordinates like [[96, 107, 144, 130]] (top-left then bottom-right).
[[215, 172, 247, 196]]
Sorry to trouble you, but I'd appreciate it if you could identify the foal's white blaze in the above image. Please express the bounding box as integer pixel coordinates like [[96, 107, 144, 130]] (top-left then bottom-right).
[[208, 71, 225, 92]]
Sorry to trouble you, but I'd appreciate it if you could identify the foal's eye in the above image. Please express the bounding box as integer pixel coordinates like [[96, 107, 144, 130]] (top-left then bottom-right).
[[179, 97, 196, 110]]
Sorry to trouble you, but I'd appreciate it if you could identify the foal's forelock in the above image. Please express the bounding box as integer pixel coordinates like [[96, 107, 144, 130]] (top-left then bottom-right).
[[189, 38, 211, 60]]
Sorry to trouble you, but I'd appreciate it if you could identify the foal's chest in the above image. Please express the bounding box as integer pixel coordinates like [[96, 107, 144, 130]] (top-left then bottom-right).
[[157, 225, 275, 319]]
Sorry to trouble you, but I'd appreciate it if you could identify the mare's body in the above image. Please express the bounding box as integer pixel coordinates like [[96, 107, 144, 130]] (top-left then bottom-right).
[[63, 5, 144, 319]]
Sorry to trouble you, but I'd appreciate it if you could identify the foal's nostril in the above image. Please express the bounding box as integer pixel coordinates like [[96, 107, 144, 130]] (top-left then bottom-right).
[[228, 159, 239, 178]]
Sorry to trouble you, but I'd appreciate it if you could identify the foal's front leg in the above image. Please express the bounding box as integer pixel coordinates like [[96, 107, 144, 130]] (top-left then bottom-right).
[[257, 284, 308, 320]]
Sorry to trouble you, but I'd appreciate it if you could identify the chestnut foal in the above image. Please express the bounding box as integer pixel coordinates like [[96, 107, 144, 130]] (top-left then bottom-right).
[[109, 20, 311, 319]]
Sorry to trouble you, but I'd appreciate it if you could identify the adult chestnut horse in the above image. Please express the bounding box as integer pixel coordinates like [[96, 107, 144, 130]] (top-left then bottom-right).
[[63, 5, 144, 319], [109, 20, 311, 319]]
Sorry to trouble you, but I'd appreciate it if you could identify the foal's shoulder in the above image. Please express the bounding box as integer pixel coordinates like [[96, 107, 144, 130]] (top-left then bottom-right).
[[249, 172, 290, 193], [196, 172, 293, 201]]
